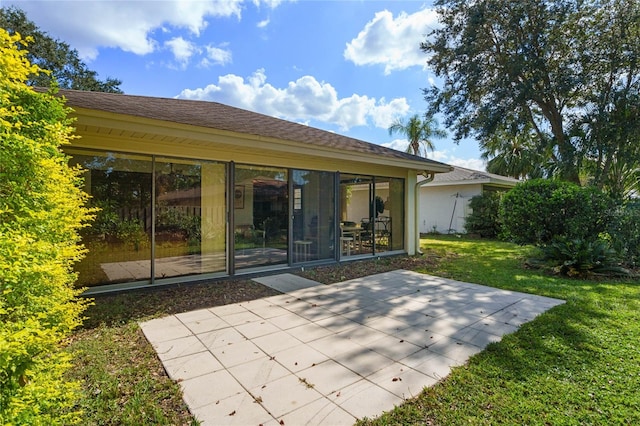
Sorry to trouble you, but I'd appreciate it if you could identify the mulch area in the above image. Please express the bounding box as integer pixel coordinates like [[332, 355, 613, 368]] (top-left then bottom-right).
[[82, 254, 440, 329]]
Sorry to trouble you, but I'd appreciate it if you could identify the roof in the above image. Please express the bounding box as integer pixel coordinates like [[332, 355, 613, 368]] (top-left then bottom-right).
[[49, 88, 452, 172], [422, 166, 520, 188]]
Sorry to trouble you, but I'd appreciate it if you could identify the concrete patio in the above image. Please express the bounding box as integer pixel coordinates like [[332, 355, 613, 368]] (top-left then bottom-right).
[[140, 270, 564, 425]]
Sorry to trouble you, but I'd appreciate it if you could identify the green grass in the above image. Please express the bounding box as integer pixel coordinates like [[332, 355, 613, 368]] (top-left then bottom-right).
[[66, 323, 197, 426], [358, 236, 640, 425], [66, 235, 640, 425]]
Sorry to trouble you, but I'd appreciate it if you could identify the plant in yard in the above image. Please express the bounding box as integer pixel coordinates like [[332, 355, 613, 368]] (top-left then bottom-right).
[[500, 179, 614, 245], [607, 200, 640, 268], [538, 237, 629, 277], [0, 29, 92, 424], [464, 191, 502, 238]]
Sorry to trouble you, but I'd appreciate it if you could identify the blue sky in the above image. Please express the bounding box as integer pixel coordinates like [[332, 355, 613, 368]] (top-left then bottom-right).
[[6, 0, 485, 170]]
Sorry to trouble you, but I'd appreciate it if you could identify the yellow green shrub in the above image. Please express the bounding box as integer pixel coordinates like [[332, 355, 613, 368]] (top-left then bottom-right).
[[0, 29, 92, 424]]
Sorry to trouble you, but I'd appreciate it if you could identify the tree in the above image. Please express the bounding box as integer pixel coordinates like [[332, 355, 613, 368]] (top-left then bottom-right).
[[388, 114, 446, 157], [0, 29, 91, 423], [423, 0, 640, 189], [480, 124, 547, 180], [0, 6, 123, 93]]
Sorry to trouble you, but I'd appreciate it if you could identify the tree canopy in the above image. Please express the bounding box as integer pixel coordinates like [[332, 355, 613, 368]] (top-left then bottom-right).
[[388, 114, 446, 157], [0, 6, 123, 93], [423, 0, 639, 195]]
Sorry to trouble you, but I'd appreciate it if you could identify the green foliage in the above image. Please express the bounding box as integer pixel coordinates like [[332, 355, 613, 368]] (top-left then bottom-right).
[[539, 238, 628, 277], [464, 191, 502, 238], [607, 201, 640, 268], [387, 114, 446, 157], [0, 6, 123, 93], [423, 0, 640, 188], [500, 179, 613, 245], [0, 29, 91, 424]]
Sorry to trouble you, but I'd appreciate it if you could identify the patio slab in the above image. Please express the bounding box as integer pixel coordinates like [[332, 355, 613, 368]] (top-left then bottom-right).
[[140, 270, 564, 425]]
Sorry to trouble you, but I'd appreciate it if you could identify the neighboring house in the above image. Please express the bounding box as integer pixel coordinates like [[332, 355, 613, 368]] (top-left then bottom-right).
[[54, 89, 452, 293], [419, 166, 519, 234]]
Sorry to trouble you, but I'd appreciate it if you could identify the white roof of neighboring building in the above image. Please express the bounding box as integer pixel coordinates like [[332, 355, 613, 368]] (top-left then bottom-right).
[[420, 166, 520, 188]]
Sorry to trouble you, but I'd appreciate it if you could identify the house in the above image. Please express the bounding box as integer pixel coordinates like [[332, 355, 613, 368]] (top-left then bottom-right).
[[54, 89, 452, 293], [418, 166, 519, 234]]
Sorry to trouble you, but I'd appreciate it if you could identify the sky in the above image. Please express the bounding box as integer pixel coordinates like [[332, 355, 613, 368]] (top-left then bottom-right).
[[4, 0, 486, 170]]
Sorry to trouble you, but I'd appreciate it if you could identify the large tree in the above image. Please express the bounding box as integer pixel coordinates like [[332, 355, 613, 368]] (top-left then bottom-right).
[[388, 114, 446, 157], [0, 6, 122, 93], [423, 0, 640, 190]]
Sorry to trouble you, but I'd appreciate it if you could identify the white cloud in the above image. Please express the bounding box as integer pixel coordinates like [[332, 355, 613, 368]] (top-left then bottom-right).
[[177, 69, 409, 131], [431, 150, 486, 170], [7, 0, 245, 60], [257, 18, 271, 28], [381, 138, 410, 153], [344, 8, 440, 75], [379, 144, 486, 171], [165, 37, 197, 68], [201, 44, 233, 67]]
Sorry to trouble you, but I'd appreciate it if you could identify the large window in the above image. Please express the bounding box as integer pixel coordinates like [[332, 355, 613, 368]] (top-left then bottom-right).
[[292, 170, 335, 263], [234, 165, 289, 270], [68, 150, 226, 287], [339, 174, 404, 257], [69, 151, 154, 287], [68, 149, 405, 288]]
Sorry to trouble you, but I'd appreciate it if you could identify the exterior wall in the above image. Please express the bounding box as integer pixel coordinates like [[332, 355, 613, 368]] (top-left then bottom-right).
[[419, 184, 482, 234]]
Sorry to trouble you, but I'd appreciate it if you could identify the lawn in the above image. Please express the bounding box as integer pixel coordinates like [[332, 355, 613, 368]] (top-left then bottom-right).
[[65, 236, 640, 425], [358, 236, 640, 425]]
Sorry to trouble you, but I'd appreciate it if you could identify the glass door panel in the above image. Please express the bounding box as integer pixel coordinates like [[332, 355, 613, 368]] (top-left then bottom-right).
[[155, 158, 226, 279], [373, 177, 404, 252], [68, 150, 153, 287], [339, 174, 373, 256], [292, 170, 335, 263], [234, 165, 288, 269]]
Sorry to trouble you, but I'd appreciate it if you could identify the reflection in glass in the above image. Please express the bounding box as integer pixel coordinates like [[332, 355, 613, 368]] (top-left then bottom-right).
[[68, 150, 153, 287], [234, 165, 288, 269], [292, 170, 335, 262], [339, 174, 404, 256], [155, 158, 226, 279]]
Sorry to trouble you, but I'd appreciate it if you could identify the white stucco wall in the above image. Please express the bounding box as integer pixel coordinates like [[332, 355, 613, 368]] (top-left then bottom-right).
[[419, 184, 482, 234]]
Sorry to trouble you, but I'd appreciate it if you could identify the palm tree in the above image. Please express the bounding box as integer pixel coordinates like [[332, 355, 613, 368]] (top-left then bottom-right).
[[388, 114, 446, 157], [479, 126, 547, 180]]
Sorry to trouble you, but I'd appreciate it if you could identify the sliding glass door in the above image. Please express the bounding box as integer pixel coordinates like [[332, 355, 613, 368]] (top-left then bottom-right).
[[155, 157, 226, 279], [69, 150, 154, 287], [234, 165, 289, 270], [292, 170, 335, 263], [339, 173, 404, 256]]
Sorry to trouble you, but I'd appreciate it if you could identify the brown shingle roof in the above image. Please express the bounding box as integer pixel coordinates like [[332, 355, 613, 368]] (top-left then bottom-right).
[[52, 88, 451, 169]]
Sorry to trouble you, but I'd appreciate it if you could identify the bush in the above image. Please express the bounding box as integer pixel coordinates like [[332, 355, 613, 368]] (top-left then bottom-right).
[[607, 201, 640, 268], [539, 237, 628, 277], [464, 192, 502, 238], [0, 30, 91, 424], [500, 179, 613, 245]]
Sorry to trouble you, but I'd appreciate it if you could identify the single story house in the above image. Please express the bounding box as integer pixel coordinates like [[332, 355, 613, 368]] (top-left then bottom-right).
[[418, 166, 519, 234], [55, 89, 452, 294]]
